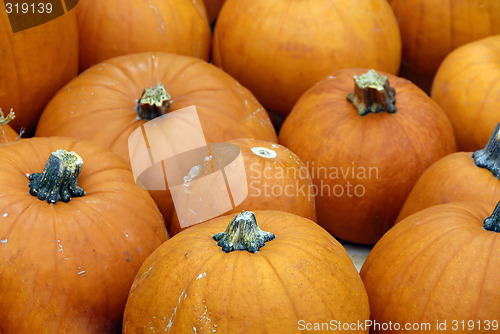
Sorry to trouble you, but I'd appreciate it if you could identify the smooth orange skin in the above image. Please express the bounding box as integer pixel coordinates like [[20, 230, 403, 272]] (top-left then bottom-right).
[[76, 0, 211, 71], [431, 35, 500, 152], [0, 137, 167, 333], [0, 124, 18, 144], [123, 210, 369, 334], [389, 0, 500, 93], [212, 0, 401, 117], [0, 9, 78, 136], [279, 68, 456, 245], [361, 201, 500, 334], [397, 152, 500, 223], [169, 138, 317, 235]]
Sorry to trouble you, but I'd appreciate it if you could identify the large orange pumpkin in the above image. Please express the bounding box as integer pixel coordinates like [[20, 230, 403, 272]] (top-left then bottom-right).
[[0, 109, 18, 144], [76, 0, 211, 71], [431, 35, 500, 151], [0, 137, 167, 333], [279, 68, 456, 244], [388, 0, 500, 93], [123, 210, 370, 333], [212, 0, 401, 117], [397, 122, 500, 223], [0, 5, 78, 136], [361, 201, 500, 334], [169, 138, 317, 235]]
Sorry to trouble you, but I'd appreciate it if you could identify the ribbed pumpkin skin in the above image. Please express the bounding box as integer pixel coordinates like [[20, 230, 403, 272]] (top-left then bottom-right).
[[169, 138, 317, 235], [431, 35, 500, 152], [279, 68, 456, 245], [35, 52, 278, 164], [360, 202, 500, 334], [212, 0, 401, 117], [0, 9, 78, 136], [0, 124, 18, 144], [389, 0, 500, 92], [0, 137, 167, 333], [397, 152, 500, 223], [123, 210, 369, 333], [76, 0, 211, 71]]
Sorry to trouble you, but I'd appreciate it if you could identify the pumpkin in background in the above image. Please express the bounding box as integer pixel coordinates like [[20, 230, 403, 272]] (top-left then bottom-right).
[[0, 5, 78, 136], [397, 122, 500, 223], [212, 0, 401, 118], [0, 109, 18, 144], [203, 0, 226, 23], [0, 137, 167, 333], [361, 201, 500, 334], [431, 35, 500, 151], [36, 52, 278, 223], [76, 0, 211, 71], [123, 210, 369, 333], [279, 68, 456, 245], [169, 138, 317, 236], [388, 0, 500, 93]]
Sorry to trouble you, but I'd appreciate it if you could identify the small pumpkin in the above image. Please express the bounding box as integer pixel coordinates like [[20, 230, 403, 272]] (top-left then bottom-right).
[[212, 0, 402, 117], [279, 68, 456, 244], [169, 138, 317, 235], [0, 137, 167, 332], [388, 0, 500, 93], [123, 210, 369, 333], [75, 0, 211, 71], [431, 35, 500, 151], [361, 201, 500, 334], [397, 121, 500, 223], [0, 108, 18, 144], [0, 6, 78, 135]]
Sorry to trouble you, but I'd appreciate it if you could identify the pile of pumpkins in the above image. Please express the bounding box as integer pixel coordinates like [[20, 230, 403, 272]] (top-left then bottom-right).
[[1, 0, 499, 333]]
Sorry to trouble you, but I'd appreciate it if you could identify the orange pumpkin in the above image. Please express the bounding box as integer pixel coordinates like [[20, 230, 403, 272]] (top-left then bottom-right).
[[76, 0, 211, 71], [123, 210, 369, 333], [0, 109, 18, 144], [388, 0, 500, 93], [397, 122, 500, 223], [212, 0, 401, 117], [279, 68, 456, 244], [431, 35, 500, 151], [169, 138, 317, 235], [0, 137, 167, 332], [361, 201, 500, 334], [36, 52, 277, 223], [203, 0, 226, 23], [0, 6, 78, 136]]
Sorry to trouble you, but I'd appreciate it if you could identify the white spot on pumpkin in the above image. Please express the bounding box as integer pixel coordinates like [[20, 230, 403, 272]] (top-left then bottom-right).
[[1, 238, 7, 244], [196, 272, 206, 280], [2, 213, 7, 217]]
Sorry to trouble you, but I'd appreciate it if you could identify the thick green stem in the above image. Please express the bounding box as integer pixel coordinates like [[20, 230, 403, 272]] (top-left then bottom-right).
[[27, 149, 85, 204], [483, 201, 500, 232], [213, 211, 275, 253], [0, 108, 15, 125], [135, 83, 172, 120], [472, 122, 500, 179], [347, 69, 396, 116]]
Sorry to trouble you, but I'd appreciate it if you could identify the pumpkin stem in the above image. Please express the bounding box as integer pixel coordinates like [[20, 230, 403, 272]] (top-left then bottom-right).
[[346, 69, 397, 116], [472, 122, 500, 179], [27, 149, 85, 204], [135, 82, 172, 120], [0, 108, 15, 125], [483, 201, 500, 232], [213, 211, 275, 253]]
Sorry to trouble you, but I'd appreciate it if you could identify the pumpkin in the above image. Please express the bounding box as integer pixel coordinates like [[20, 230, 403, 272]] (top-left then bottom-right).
[[279, 68, 456, 245], [431, 35, 500, 151], [388, 0, 500, 93], [75, 0, 211, 71], [203, 0, 226, 23], [0, 5, 78, 136], [169, 138, 317, 236], [35, 52, 278, 224], [360, 201, 500, 334], [0, 108, 18, 144], [212, 0, 402, 117], [0, 137, 167, 332], [397, 121, 500, 223], [123, 210, 370, 333]]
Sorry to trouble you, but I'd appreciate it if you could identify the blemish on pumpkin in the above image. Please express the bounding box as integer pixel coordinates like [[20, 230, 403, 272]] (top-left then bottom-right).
[[2, 213, 7, 217], [1, 238, 7, 244], [195, 272, 206, 280]]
